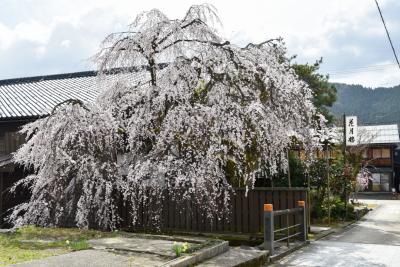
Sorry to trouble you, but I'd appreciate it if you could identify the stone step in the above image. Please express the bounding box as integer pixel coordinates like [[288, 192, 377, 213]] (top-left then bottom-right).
[[196, 247, 268, 267]]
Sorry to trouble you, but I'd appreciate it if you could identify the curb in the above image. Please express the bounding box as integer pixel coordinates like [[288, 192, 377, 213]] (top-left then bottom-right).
[[234, 250, 269, 267], [312, 229, 336, 241], [120, 232, 207, 244], [162, 240, 229, 267], [196, 247, 269, 267], [311, 219, 360, 241]]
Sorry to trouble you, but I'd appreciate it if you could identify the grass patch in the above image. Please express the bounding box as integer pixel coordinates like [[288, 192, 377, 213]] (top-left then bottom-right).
[[0, 247, 68, 267], [0, 225, 117, 266], [69, 240, 90, 251]]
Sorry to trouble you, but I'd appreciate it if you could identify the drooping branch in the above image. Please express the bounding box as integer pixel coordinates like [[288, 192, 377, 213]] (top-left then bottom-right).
[[51, 99, 88, 114]]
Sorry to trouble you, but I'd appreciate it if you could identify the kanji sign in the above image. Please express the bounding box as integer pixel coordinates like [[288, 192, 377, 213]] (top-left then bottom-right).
[[345, 116, 358, 146]]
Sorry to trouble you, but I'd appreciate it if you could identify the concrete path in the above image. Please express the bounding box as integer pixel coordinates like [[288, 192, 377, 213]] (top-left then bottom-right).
[[9, 235, 200, 267], [275, 198, 400, 267], [10, 250, 135, 267], [89, 237, 186, 257]]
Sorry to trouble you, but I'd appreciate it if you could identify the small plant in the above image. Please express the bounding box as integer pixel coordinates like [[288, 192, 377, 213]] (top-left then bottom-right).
[[172, 242, 189, 257]]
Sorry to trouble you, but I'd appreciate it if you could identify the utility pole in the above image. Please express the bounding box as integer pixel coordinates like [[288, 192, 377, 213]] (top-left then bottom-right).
[[343, 114, 348, 220], [307, 171, 311, 232], [325, 142, 331, 226]]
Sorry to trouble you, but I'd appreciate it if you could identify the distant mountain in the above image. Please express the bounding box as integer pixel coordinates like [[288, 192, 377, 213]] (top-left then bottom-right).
[[329, 83, 400, 126]]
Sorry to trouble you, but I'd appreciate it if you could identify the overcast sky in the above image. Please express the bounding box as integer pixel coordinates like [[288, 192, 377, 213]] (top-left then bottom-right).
[[0, 0, 399, 88]]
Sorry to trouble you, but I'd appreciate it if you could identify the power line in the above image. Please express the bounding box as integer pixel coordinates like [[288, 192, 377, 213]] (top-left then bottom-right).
[[322, 63, 399, 80], [328, 65, 397, 76], [318, 62, 398, 76], [327, 63, 396, 73], [374, 0, 400, 72]]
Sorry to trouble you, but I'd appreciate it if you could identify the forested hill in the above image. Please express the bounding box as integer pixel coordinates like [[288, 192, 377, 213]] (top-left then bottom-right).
[[330, 83, 400, 125]]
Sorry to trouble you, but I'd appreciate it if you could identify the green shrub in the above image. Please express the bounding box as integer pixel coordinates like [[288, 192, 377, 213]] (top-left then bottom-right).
[[311, 195, 355, 221]]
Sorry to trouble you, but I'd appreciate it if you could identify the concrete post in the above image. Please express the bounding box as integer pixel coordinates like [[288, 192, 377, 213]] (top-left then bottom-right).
[[264, 203, 274, 255], [298, 200, 307, 241]]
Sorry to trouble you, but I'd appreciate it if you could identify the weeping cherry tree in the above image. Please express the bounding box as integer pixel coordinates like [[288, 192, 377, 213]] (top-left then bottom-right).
[[12, 4, 321, 229]]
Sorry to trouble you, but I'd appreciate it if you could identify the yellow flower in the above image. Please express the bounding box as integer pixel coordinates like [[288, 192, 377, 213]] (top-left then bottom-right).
[[65, 240, 70, 245]]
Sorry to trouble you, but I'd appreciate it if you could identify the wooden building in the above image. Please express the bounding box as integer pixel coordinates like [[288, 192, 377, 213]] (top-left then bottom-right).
[[357, 125, 399, 192], [292, 124, 400, 192]]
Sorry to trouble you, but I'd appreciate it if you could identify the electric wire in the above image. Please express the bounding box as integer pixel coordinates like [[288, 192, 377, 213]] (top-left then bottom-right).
[[374, 0, 400, 72]]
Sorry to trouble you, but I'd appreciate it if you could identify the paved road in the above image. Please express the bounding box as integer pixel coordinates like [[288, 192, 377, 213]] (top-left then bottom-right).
[[276, 198, 400, 267]]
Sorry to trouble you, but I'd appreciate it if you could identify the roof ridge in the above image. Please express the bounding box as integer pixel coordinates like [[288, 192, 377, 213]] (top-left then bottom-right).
[[359, 124, 398, 127], [0, 71, 98, 86], [0, 64, 169, 87]]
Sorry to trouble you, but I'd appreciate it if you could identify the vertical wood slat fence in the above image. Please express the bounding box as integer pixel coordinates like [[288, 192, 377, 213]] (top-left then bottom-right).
[[0, 167, 29, 227], [119, 187, 308, 234]]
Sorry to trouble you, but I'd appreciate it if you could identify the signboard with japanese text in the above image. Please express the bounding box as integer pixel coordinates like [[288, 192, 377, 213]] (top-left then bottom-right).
[[345, 116, 358, 146]]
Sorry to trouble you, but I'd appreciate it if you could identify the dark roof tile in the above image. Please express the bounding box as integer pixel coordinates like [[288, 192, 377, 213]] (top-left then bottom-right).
[[0, 70, 148, 120]]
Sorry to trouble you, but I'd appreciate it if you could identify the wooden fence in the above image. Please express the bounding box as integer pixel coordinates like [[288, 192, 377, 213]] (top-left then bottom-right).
[[119, 187, 308, 234], [0, 166, 29, 227], [1, 183, 308, 233]]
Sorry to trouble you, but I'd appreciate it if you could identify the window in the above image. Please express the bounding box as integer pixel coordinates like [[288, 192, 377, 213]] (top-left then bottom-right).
[[373, 148, 381, 159], [371, 173, 392, 192], [372, 148, 391, 159], [372, 173, 380, 184], [382, 148, 391, 159]]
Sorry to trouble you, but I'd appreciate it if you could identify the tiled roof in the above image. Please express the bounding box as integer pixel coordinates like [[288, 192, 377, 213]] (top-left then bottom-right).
[[0, 69, 149, 121], [358, 124, 400, 144], [0, 71, 99, 120]]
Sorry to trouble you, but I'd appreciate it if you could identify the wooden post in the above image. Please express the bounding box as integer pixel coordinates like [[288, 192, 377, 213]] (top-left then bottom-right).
[[264, 204, 274, 255], [287, 149, 291, 188], [391, 146, 395, 191], [297, 200, 307, 241]]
